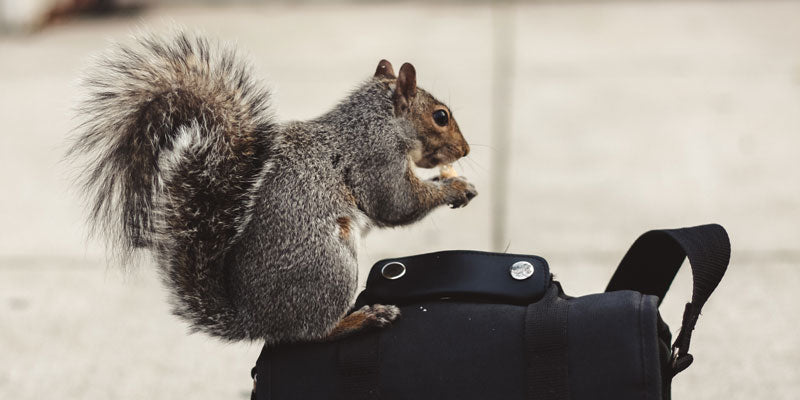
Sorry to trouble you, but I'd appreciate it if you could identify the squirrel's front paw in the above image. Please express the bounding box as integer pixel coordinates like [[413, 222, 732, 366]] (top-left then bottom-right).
[[443, 176, 478, 208]]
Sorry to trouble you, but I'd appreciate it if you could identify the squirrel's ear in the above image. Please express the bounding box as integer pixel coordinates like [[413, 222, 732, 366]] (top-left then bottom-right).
[[395, 63, 417, 113], [374, 59, 396, 79]]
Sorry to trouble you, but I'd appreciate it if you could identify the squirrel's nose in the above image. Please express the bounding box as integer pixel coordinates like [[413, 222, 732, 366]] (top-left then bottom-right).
[[462, 142, 470, 157]]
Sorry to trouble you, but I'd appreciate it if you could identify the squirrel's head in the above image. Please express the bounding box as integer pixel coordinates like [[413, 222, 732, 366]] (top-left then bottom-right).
[[375, 59, 470, 169]]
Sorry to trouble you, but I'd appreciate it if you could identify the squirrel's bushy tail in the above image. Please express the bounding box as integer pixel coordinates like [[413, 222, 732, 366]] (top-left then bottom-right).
[[70, 31, 276, 339]]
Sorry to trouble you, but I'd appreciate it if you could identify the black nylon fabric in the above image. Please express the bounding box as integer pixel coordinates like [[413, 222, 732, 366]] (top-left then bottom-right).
[[567, 292, 662, 400], [255, 289, 662, 400]]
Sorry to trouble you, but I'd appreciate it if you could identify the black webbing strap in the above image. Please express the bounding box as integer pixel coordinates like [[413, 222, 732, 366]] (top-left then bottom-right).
[[524, 285, 570, 400], [336, 332, 381, 400], [605, 224, 731, 376]]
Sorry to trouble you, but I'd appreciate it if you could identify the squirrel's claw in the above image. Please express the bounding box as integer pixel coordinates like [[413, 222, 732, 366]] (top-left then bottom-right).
[[362, 304, 401, 327], [326, 304, 401, 341], [445, 176, 478, 209]]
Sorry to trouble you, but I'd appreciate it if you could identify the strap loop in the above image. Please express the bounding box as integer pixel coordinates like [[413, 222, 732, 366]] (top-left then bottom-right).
[[669, 302, 700, 376], [336, 333, 381, 400], [524, 285, 570, 400]]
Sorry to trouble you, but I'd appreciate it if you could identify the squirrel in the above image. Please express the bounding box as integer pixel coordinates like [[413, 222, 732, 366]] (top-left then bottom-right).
[[69, 31, 477, 345]]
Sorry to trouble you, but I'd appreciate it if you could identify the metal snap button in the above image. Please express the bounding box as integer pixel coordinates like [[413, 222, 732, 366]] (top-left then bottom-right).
[[510, 261, 534, 280], [381, 262, 406, 280]]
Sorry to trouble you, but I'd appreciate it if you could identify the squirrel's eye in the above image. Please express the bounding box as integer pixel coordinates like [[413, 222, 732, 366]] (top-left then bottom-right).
[[432, 110, 449, 127]]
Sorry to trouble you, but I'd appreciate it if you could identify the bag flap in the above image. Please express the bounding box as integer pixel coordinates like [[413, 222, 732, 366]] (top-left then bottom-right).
[[356, 250, 551, 306]]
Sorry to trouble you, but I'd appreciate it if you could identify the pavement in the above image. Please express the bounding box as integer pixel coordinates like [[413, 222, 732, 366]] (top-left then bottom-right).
[[1, 1, 799, 399]]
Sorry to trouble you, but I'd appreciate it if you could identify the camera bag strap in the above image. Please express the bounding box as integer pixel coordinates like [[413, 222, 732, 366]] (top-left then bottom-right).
[[605, 223, 731, 376]]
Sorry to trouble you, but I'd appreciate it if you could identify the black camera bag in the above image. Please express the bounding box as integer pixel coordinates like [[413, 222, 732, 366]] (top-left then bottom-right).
[[251, 224, 730, 400]]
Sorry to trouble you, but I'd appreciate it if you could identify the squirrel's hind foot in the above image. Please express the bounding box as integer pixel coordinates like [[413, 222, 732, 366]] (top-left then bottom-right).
[[326, 304, 401, 341]]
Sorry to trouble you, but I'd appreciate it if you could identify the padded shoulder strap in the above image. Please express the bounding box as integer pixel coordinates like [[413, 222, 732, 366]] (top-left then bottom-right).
[[605, 224, 731, 376]]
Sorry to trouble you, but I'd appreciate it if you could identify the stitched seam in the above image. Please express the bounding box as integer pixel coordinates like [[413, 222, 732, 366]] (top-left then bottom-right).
[[638, 294, 648, 400]]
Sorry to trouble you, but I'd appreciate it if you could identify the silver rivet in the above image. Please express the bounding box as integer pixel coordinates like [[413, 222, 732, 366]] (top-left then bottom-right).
[[510, 261, 534, 280], [381, 262, 406, 280]]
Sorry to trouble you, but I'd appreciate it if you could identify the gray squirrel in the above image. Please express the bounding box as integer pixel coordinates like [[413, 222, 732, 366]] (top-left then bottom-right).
[[70, 31, 477, 344]]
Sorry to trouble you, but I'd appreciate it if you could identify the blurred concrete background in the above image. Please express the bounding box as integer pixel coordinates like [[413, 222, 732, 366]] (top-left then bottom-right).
[[1, 0, 799, 399]]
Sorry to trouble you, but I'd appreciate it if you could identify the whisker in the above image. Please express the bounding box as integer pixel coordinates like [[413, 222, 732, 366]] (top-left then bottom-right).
[[455, 159, 471, 175], [463, 156, 489, 173], [458, 158, 479, 176], [426, 213, 442, 234], [468, 142, 496, 151]]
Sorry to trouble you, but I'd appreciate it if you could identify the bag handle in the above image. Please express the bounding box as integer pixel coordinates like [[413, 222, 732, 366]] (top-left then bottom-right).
[[605, 224, 731, 376]]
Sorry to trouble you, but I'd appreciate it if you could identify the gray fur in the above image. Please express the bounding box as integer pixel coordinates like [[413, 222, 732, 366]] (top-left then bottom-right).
[[70, 31, 476, 344]]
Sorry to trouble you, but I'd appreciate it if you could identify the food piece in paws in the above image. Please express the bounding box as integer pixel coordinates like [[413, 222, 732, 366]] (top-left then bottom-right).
[[439, 164, 458, 179]]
